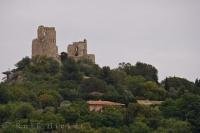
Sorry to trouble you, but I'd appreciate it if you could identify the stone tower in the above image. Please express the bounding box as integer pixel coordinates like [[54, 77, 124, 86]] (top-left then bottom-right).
[[32, 25, 58, 59], [67, 39, 95, 63]]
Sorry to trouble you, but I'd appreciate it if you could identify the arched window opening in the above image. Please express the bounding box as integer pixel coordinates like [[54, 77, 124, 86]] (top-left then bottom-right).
[[75, 47, 79, 56]]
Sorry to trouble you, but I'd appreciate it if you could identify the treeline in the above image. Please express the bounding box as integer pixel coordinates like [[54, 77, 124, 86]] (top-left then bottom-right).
[[0, 54, 199, 133]]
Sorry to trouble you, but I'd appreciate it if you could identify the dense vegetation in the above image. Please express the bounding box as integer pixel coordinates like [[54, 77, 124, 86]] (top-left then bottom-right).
[[0, 54, 199, 133]]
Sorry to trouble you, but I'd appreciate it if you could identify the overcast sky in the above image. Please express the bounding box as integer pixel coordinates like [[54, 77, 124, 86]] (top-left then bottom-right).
[[0, 0, 200, 82]]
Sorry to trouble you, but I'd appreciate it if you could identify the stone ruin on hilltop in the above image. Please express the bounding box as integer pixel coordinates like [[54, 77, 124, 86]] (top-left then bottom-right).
[[67, 39, 95, 63], [32, 25, 95, 63], [32, 26, 58, 60]]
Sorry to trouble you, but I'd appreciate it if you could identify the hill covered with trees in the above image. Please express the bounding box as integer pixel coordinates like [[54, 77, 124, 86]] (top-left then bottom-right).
[[0, 54, 200, 133]]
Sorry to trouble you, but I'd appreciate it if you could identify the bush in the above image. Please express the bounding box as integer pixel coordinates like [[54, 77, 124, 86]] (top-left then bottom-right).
[[14, 103, 34, 119]]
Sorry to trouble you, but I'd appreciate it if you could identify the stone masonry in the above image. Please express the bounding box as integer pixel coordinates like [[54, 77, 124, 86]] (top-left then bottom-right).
[[32, 25, 95, 63], [32, 25, 58, 59], [67, 39, 95, 63]]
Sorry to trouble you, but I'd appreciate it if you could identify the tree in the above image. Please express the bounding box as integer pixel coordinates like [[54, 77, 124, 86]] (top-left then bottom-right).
[[133, 62, 158, 83], [0, 84, 9, 104], [101, 107, 124, 127], [14, 102, 34, 119], [8, 84, 37, 103], [118, 62, 158, 82], [60, 52, 68, 62], [15, 56, 31, 70], [195, 78, 200, 87], [109, 70, 127, 86], [79, 61, 101, 77], [82, 107, 123, 128], [41, 111, 64, 124], [61, 57, 82, 82], [64, 123, 97, 133], [155, 118, 192, 133], [160, 94, 200, 132], [98, 127, 120, 133], [58, 101, 88, 124], [59, 88, 79, 100], [100, 66, 113, 84], [125, 75, 146, 97], [129, 121, 151, 133], [60, 107, 80, 124], [118, 62, 133, 75], [0, 105, 11, 123], [80, 78, 106, 93], [2, 54, 200, 132], [160, 98, 181, 119], [29, 56, 60, 75], [38, 94, 56, 108], [162, 77, 195, 98], [143, 81, 158, 91], [124, 103, 139, 125], [38, 90, 62, 108]]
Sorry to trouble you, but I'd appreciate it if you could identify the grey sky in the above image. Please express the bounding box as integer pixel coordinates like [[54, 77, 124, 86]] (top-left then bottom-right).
[[0, 0, 200, 82]]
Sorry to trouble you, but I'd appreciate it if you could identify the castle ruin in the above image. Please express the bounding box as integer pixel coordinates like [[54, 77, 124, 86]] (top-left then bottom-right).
[[32, 25, 95, 63], [67, 39, 95, 63], [32, 26, 58, 59]]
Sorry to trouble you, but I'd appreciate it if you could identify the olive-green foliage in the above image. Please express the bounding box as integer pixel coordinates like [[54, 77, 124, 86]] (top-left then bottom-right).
[[125, 76, 166, 100], [78, 61, 101, 77], [154, 118, 192, 133], [163, 77, 195, 98], [98, 127, 120, 133], [100, 66, 113, 85], [41, 111, 64, 123], [8, 84, 37, 103], [59, 87, 79, 101], [58, 101, 88, 124], [0, 104, 11, 123], [195, 78, 200, 87], [38, 90, 62, 108], [0, 56, 198, 132], [0, 84, 10, 103], [100, 107, 124, 127], [28, 56, 60, 75], [14, 102, 34, 119], [160, 93, 200, 132], [63, 123, 98, 133], [80, 78, 106, 93], [82, 107, 124, 128], [118, 62, 158, 83], [101, 84, 135, 105], [61, 57, 82, 82], [125, 75, 146, 97], [129, 121, 151, 133], [15, 56, 31, 71]]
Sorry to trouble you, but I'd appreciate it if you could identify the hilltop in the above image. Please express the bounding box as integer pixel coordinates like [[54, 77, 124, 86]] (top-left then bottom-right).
[[1, 25, 200, 133], [0, 55, 200, 132]]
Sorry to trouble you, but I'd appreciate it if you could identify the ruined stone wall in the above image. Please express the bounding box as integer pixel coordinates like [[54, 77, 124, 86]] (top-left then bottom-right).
[[32, 25, 58, 59], [67, 39, 95, 63], [32, 26, 95, 63]]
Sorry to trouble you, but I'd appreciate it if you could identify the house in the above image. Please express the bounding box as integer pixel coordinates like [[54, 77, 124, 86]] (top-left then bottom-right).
[[136, 100, 163, 106], [87, 100, 125, 112]]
